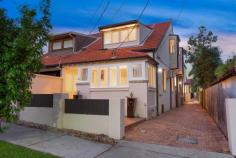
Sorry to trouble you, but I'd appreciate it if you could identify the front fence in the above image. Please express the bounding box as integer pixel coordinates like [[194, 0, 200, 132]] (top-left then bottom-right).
[[28, 94, 53, 107], [65, 99, 109, 115], [203, 84, 227, 137], [19, 94, 125, 139]]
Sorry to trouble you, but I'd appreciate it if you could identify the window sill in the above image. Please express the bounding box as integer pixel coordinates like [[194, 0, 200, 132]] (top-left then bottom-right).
[[90, 87, 129, 92], [76, 81, 89, 85]]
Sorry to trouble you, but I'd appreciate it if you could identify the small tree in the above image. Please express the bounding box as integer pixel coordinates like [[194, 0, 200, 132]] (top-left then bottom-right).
[[0, 0, 51, 132], [186, 26, 222, 91], [215, 53, 236, 78]]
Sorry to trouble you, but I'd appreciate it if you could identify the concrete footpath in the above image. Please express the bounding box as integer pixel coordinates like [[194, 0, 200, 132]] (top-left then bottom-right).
[[0, 125, 234, 158]]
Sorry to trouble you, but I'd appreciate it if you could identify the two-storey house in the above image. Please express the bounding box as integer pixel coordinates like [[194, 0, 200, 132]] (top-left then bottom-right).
[[42, 20, 184, 119]]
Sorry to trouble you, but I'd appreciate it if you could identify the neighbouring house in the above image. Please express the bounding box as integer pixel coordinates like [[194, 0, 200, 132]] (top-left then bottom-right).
[[41, 20, 184, 119]]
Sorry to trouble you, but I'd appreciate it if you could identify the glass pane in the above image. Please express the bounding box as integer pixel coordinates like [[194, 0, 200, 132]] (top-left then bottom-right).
[[119, 66, 128, 86], [104, 32, 112, 44], [112, 30, 120, 43], [133, 64, 142, 78], [52, 41, 62, 50], [80, 68, 88, 81], [120, 29, 128, 42], [128, 27, 137, 41], [100, 68, 107, 87], [91, 69, 98, 87], [169, 39, 175, 53], [163, 69, 167, 91], [64, 39, 73, 48], [109, 67, 117, 87]]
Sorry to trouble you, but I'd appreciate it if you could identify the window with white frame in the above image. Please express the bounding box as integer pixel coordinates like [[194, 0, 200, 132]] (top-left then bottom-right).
[[79, 68, 88, 81], [169, 39, 175, 54], [109, 66, 117, 87], [148, 65, 156, 87], [132, 64, 142, 78], [91, 68, 98, 87], [64, 39, 73, 48], [119, 65, 128, 86], [52, 41, 62, 50], [100, 67, 108, 87], [104, 32, 112, 44], [112, 30, 120, 43], [162, 68, 167, 91], [103, 27, 137, 45], [128, 28, 137, 41]]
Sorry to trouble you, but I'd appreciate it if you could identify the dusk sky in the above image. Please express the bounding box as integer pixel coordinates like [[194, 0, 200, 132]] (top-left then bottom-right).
[[1, 0, 236, 60]]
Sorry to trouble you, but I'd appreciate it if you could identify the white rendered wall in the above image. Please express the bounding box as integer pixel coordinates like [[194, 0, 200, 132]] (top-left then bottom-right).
[[108, 99, 125, 139], [226, 98, 236, 156], [62, 114, 109, 135], [19, 107, 53, 126]]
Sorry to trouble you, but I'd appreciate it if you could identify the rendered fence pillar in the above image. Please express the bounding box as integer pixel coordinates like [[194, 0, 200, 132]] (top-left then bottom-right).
[[226, 98, 236, 156], [52, 93, 68, 128], [109, 99, 125, 139]]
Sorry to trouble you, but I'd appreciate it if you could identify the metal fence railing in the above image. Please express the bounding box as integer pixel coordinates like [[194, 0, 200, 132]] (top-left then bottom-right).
[[28, 94, 53, 108], [65, 99, 109, 115]]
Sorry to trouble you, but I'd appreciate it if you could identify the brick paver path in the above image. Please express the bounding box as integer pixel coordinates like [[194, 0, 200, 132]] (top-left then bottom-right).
[[125, 102, 230, 153]]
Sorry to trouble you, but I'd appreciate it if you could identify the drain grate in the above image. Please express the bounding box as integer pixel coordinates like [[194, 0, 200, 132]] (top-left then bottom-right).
[[177, 135, 198, 144]]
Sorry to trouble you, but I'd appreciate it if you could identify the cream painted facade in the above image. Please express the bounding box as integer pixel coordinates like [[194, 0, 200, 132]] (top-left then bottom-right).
[[75, 59, 157, 119], [31, 74, 63, 94], [61, 65, 78, 98], [20, 94, 125, 139]]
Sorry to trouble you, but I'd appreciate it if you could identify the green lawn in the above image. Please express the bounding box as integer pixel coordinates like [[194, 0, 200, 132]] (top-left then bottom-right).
[[0, 140, 58, 158]]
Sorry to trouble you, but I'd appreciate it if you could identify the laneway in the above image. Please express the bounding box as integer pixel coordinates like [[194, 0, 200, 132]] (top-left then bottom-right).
[[125, 102, 229, 153]]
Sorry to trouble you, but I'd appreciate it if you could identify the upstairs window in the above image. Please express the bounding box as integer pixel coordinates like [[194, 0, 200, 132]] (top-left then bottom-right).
[[169, 39, 175, 54], [52, 38, 73, 51], [52, 41, 62, 50], [128, 28, 137, 41], [103, 27, 137, 45], [64, 39, 73, 48], [148, 65, 156, 87], [112, 30, 120, 43], [104, 32, 112, 44]]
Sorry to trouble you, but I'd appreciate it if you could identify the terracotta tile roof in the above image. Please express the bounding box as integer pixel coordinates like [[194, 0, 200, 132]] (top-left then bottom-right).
[[43, 49, 150, 66], [43, 21, 171, 66]]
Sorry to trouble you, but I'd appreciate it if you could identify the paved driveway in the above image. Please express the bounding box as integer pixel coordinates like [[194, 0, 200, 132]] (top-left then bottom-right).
[[125, 102, 229, 153], [0, 124, 233, 158]]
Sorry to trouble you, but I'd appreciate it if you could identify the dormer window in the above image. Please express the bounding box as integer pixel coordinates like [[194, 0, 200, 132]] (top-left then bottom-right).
[[103, 26, 137, 45], [52, 41, 62, 50], [51, 38, 73, 51], [64, 39, 73, 48]]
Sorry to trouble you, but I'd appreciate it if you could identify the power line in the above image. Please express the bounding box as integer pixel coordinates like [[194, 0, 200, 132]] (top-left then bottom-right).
[[175, 0, 187, 23], [88, 0, 105, 24], [89, 0, 111, 34], [115, 0, 150, 49], [76, 0, 112, 53], [110, 0, 126, 19]]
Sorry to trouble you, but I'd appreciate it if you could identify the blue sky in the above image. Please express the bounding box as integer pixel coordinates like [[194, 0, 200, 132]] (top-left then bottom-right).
[[1, 0, 236, 59]]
